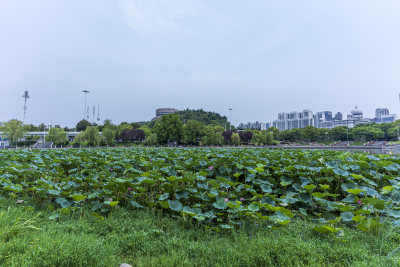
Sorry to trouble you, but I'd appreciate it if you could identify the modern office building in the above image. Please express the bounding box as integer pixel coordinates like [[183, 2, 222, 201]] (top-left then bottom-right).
[[318, 107, 370, 129], [272, 106, 395, 130], [375, 108, 390, 118], [314, 111, 333, 128], [272, 109, 314, 131], [345, 106, 371, 127], [373, 108, 396, 123], [238, 121, 266, 131], [334, 112, 343, 121]]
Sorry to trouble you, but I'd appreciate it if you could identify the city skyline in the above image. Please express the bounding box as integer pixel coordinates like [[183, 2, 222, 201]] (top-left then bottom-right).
[[1, 1, 400, 127], [2, 91, 398, 130], [270, 106, 397, 131]]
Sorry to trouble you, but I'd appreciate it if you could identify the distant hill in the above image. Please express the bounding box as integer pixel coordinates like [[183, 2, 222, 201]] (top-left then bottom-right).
[[146, 109, 231, 128], [176, 109, 230, 128]]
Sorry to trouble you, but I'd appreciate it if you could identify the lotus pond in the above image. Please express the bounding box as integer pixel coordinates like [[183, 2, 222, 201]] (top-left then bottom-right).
[[1, 148, 400, 233]]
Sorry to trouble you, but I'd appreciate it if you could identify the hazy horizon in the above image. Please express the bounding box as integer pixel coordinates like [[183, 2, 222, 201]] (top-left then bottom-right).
[[1, 0, 400, 127]]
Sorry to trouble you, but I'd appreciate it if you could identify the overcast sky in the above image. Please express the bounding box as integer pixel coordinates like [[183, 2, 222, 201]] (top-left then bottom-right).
[[1, 0, 400, 127]]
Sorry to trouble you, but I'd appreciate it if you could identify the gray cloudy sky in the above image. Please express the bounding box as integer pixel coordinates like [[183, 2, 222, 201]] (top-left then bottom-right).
[[1, 0, 400, 127]]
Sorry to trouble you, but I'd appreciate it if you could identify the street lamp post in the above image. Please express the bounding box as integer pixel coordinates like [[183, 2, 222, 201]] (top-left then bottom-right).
[[82, 90, 90, 120], [229, 108, 233, 131]]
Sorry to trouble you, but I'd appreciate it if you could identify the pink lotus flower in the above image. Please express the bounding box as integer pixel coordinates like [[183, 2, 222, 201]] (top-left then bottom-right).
[[224, 198, 229, 203], [127, 187, 132, 191], [357, 200, 362, 205], [208, 166, 214, 170], [240, 198, 245, 202]]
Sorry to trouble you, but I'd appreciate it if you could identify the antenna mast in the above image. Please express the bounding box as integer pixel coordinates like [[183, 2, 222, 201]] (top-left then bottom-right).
[[97, 105, 100, 122], [22, 90, 30, 124], [92, 105, 96, 124]]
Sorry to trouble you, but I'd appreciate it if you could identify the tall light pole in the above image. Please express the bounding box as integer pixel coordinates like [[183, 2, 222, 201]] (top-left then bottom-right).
[[82, 90, 90, 120], [396, 92, 399, 140], [22, 90, 30, 124], [229, 108, 233, 131]]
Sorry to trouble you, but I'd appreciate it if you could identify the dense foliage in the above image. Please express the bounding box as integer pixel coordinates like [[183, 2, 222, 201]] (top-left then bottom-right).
[[277, 121, 400, 142], [176, 109, 231, 128], [1, 148, 400, 232], [1, 119, 25, 145]]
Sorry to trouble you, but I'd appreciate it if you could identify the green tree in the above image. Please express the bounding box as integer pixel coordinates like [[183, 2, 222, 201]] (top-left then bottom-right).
[[252, 131, 265, 145], [73, 126, 101, 146], [268, 127, 279, 140], [85, 126, 101, 145], [202, 126, 224, 145], [102, 126, 117, 145], [3, 119, 25, 145], [144, 133, 158, 145], [154, 114, 183, 144], [139, 125, 152, 137], [117, 122, 133, 138], [183, 120, 205, 145], [231, 132, 241, 146], [351, 125, 384, 142], [46, 127, 67, 145], [264, 131, 274, 145], [38, 123, 46, 131], [73, 132, 86, 146], [130, 122, 141, 129], [330, 126, 348, 141], [302, 126, 319, 142], [76, 120, 91, 132], [176, 109, 230, 128]]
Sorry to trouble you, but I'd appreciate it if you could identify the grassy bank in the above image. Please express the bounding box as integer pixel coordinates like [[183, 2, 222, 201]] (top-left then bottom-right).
[[1, 197, 400, 267]]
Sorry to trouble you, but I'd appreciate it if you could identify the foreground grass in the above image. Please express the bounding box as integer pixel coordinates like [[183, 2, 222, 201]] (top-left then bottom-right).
[[1, 197, 400, 267]]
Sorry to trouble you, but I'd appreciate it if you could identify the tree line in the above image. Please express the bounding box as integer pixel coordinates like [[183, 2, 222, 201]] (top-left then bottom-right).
[[1, 114, 400, 147], [277, 122, 400, 143]]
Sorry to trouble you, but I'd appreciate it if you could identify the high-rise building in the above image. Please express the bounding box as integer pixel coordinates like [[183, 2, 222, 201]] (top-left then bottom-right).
[[314, 111, 333, 128], [373, 108, 396, 123], [272, 110, 314, 131], [238, 121, 266, 131], [375, 108, 390, 119], [345, 106, 370, 127], [272, 106, 396, 131], [334, 112, 343, 121]]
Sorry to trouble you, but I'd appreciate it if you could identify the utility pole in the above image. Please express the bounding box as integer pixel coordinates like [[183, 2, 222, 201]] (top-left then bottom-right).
[[82, 90, 90, 120], [229, 108, 233, 131]]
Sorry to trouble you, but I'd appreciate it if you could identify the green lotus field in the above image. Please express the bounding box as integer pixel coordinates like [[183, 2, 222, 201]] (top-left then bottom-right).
[[1, 148, 400, 233]]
